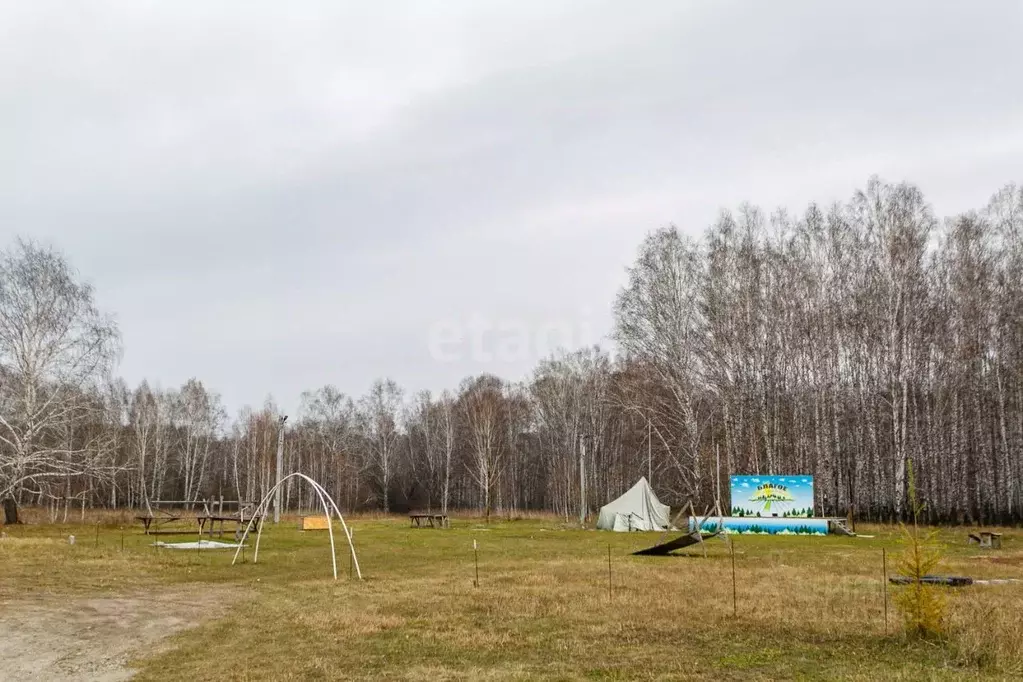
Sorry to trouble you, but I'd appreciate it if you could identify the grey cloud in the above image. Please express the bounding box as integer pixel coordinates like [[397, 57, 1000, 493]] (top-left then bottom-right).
[[2, 0, 1021, 413]]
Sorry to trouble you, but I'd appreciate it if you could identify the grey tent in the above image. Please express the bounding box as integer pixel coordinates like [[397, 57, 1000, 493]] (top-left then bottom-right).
[[596, 477, 672, 531]]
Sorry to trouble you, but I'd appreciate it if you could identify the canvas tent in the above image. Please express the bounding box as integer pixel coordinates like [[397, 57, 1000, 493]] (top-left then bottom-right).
[[596, 477, 672, 531]]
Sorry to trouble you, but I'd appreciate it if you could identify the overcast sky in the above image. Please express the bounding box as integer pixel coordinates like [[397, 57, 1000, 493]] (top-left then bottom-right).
[[2, 1, 1021, 415]]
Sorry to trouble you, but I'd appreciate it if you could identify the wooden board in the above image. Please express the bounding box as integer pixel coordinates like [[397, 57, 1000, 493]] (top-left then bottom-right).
[[632, 531, 717, 556], [300, 516, 331, 530]]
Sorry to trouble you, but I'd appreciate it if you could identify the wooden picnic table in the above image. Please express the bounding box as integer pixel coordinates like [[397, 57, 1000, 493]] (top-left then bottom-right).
[[968, 531, 1003, 549], [135, 514, 183, 535], [136, 499, 259, 538], [409, 513, 449, 529]]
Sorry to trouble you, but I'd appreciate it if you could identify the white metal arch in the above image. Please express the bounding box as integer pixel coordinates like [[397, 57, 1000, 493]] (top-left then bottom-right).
[[253, 476, 338, 577], [252, 476, 362, 580], [305, 477, 362, 580], [231, 472, 362, 580]]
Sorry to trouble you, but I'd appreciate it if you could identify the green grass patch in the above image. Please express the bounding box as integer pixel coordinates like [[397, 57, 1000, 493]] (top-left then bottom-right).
[[2, 516, 1021, 680]]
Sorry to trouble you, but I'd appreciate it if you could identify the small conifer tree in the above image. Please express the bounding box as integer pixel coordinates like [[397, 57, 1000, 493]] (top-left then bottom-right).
[[893, 459, 947, 638]]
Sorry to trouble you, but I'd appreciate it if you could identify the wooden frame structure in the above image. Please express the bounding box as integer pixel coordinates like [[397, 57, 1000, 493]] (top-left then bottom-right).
[[197, 500, 262, 540], [633, 499, 725, 558]]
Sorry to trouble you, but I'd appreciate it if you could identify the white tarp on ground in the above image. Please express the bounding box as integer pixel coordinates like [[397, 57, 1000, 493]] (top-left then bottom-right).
[[596, 477, 673, 531], [153, 540, 245, 550]]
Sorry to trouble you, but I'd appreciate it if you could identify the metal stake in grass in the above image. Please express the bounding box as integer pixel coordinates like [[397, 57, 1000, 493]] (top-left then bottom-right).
[[882, 548, 889, 635], [473, 538, 479, 588], [730, 536, 738, 618], [95, 522, 100, 549]]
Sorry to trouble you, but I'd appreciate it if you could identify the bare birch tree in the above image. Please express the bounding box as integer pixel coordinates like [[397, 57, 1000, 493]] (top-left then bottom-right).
[[175, 379, 224, 505], [614, 228, 710, 499], [299, 385, 358, 508], [459, 374, 508, 520], [5, 178, 1023, 523], [0, 240, 120, 516], [358, 378, 403, 512]]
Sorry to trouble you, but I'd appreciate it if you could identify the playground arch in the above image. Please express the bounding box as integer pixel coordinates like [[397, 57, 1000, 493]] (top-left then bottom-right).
[[231, 472, 362, 580]]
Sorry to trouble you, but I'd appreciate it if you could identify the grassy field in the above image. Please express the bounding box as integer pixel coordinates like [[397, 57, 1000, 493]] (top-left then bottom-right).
[[2, 512, 1023, 681]]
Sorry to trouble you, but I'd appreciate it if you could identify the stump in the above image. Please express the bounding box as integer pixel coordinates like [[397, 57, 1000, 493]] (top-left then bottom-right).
[[3, 498, 20, 525]]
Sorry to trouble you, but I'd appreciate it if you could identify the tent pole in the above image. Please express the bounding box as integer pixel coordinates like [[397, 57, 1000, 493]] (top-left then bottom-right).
[[647, 420, 652, 485]]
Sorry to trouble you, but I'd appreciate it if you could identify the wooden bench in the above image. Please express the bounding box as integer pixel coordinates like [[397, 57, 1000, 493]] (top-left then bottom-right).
[[969, 531, 1002, 549], [409, 513, 449, 529]]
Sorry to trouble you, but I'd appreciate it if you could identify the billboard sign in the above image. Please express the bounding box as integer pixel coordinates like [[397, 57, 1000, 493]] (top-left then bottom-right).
[[730, 475, 814, 518], [691, 516, 828, 536]]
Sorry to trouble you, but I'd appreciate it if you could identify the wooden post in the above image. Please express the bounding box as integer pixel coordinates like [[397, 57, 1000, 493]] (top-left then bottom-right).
[[882, 548, 888, 635], [473, 539, 479, 588], [95, 523, 99, 549], [607, 544, 612, 601], [730, 536, 738, 618]]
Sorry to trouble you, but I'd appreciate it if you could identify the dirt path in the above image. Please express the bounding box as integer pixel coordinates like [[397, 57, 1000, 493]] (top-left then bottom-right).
[[0, 587, 245, 681]]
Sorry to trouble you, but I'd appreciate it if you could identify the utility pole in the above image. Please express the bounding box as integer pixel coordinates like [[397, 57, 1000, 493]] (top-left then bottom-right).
[[274, 415, 288, 524], [579, 434, 588, 526]]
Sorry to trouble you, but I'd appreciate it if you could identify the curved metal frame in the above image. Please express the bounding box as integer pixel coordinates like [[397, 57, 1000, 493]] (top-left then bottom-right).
[[231, 472, 362, 580]]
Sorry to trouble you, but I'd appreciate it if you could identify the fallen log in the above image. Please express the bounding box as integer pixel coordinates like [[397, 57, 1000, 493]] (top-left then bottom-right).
[[888, 575, 973, 587]]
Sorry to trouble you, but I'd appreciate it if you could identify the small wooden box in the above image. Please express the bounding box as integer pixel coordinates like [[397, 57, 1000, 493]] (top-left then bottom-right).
[[299, 515, 330, 531]]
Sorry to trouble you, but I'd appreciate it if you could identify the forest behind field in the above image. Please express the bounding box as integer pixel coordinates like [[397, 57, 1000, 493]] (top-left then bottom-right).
[[2, 178, 1021, 524]]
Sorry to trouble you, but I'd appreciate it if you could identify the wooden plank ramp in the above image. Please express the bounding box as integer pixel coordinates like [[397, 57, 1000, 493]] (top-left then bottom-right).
[[632, 531, 711, 556]]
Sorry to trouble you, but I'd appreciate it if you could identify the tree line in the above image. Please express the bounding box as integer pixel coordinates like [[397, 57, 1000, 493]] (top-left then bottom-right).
[[2, 177, 1021, 524]]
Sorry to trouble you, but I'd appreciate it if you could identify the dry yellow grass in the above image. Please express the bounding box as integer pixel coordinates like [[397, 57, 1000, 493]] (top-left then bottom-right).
[[2, 512, 1022, 680]]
